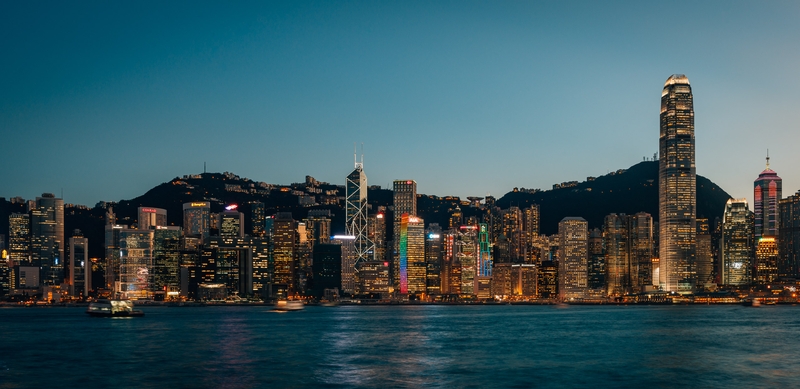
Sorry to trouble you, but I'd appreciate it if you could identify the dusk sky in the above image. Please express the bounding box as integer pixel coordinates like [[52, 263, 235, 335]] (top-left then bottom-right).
[[2, 1, 799, 207]]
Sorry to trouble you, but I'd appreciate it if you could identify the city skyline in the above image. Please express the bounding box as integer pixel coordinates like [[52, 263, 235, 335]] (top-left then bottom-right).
[[3, 2, 800, 207]]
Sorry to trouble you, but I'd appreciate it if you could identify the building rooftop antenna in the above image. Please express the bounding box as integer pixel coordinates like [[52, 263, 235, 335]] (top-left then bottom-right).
[[766, 149, 770, 169]]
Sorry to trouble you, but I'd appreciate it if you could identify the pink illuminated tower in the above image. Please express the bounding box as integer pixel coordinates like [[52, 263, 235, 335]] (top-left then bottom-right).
[[754, 152, 782, 240]]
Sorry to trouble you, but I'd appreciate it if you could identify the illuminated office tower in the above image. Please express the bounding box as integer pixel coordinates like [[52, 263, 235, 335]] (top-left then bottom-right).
[[346, 154, 374, 264], [118, 229, 154, 299], [151, 226, 181, 297], [778, 192, 800, 278], [356, 260, 390, 297], [30, 193, 64, 286], [659, 74, 696, 293], [475, 223, 492, 298], [367, 207, 386, 263], [696, 218, 714, 285], [630, 213, 654, 292], [524, 204, 541, 262], [249, 202, 266, 237], [425, 224, 443, 295], [272, 213, 296, 294], [721, 199, 754, 285], [205, 236, 255, 298], [250, 238, 271, 297], [219, 209, 244, 237], [457, 225, 478, 295], [538, 260, 558, 299], [449, 206, 463, 230], [587, 228, 605, 290], [104, 222, 124, 291], [68, 231, 90, 297], [604, 214, 630, 296], [295, 222, 312, 293], [755, 236, 779, 284], [398, 214, 425, 294], [558, 217, 588, 300], [502, 207, 524, 262], [754, 154, 781, 240], [307, 209, 332, 245], [311, 243, 342, 297], [603, 213, 656, 294], [333, 235, 357, 295], [393, 180, 417, 290], [183, 202, 211, 240], [441, 231, 458, 294], [9, 213, 30, 265], [138, 207, 167, 230]]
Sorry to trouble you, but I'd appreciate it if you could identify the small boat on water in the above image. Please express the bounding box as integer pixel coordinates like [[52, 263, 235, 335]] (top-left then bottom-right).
[[742, 298, 761, 307], [86, 299, 145, 317], [272, 300, 305, 311]]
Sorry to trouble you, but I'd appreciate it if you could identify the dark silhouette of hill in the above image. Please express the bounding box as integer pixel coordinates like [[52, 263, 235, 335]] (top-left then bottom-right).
[[496, 161, 731, 235]]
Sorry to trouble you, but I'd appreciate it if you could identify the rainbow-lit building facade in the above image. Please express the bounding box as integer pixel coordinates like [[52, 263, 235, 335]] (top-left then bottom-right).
[[398, 213, 425, 295]]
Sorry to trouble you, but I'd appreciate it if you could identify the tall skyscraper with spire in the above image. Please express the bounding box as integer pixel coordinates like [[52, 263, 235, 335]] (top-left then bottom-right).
[[345, 150, 374, 263], [754, 152, 781, 240], [658, 74, 696, 293]]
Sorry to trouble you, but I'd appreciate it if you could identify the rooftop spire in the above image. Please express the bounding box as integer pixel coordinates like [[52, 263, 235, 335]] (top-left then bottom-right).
[[766, 149, 770, 169]]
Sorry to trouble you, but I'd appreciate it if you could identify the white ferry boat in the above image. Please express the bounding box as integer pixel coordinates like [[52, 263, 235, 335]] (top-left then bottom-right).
[[272, 300, 304, 311], [86, 299, 145, 317]]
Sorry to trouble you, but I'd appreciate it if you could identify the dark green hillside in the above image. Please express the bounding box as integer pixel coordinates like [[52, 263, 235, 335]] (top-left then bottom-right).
[[497, 161, 731, 235]]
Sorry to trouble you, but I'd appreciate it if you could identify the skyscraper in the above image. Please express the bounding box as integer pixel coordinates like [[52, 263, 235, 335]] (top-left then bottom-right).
[[346, 154, 374, 263], [778, 192, 800, 278], [398, 214, 425, 295], [138, 207, 167, 230], [392, 180, 417, 291], [425, 223, 443, 295], [249, 202, 266, 237], [659, 74, 696, 293], [558, 217, 588, 300], [754, 154, 781, 240], [219, 210, 244, 237], [183, 202, 211, 240], [68, 231, 90, 298], [31, 193, 64, 286], [273, 212, 296, 295], [755, 236, 779, 285], [721, 199, 754, 286], [118, 229, 154, 299], [8, 213, 30, 265], [333, 235, 357, 295]]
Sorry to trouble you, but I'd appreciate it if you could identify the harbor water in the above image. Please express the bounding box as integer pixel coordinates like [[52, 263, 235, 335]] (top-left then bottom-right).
[[1, 304, 799, 388]]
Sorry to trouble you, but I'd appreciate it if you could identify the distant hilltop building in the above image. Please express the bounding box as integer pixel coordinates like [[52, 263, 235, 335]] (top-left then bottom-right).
[[658, 74, 696, 293]]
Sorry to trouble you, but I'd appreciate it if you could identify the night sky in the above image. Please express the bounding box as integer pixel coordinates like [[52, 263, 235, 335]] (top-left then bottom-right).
[[3, 1, 799, 206]]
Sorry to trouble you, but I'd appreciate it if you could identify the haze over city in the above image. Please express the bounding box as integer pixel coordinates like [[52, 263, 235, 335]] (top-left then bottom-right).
[[3, 1, 799, 206]]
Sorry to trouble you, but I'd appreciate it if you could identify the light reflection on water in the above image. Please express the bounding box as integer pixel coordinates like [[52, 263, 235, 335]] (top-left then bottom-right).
[[1, 305, 800, 388]]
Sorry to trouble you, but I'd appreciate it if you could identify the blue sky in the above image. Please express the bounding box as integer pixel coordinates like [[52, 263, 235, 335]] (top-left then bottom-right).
[[2, 1, 799, 207]]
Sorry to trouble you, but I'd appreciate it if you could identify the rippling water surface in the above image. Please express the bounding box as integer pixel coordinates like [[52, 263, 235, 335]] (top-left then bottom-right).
[[1, 304, 799, 388]]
